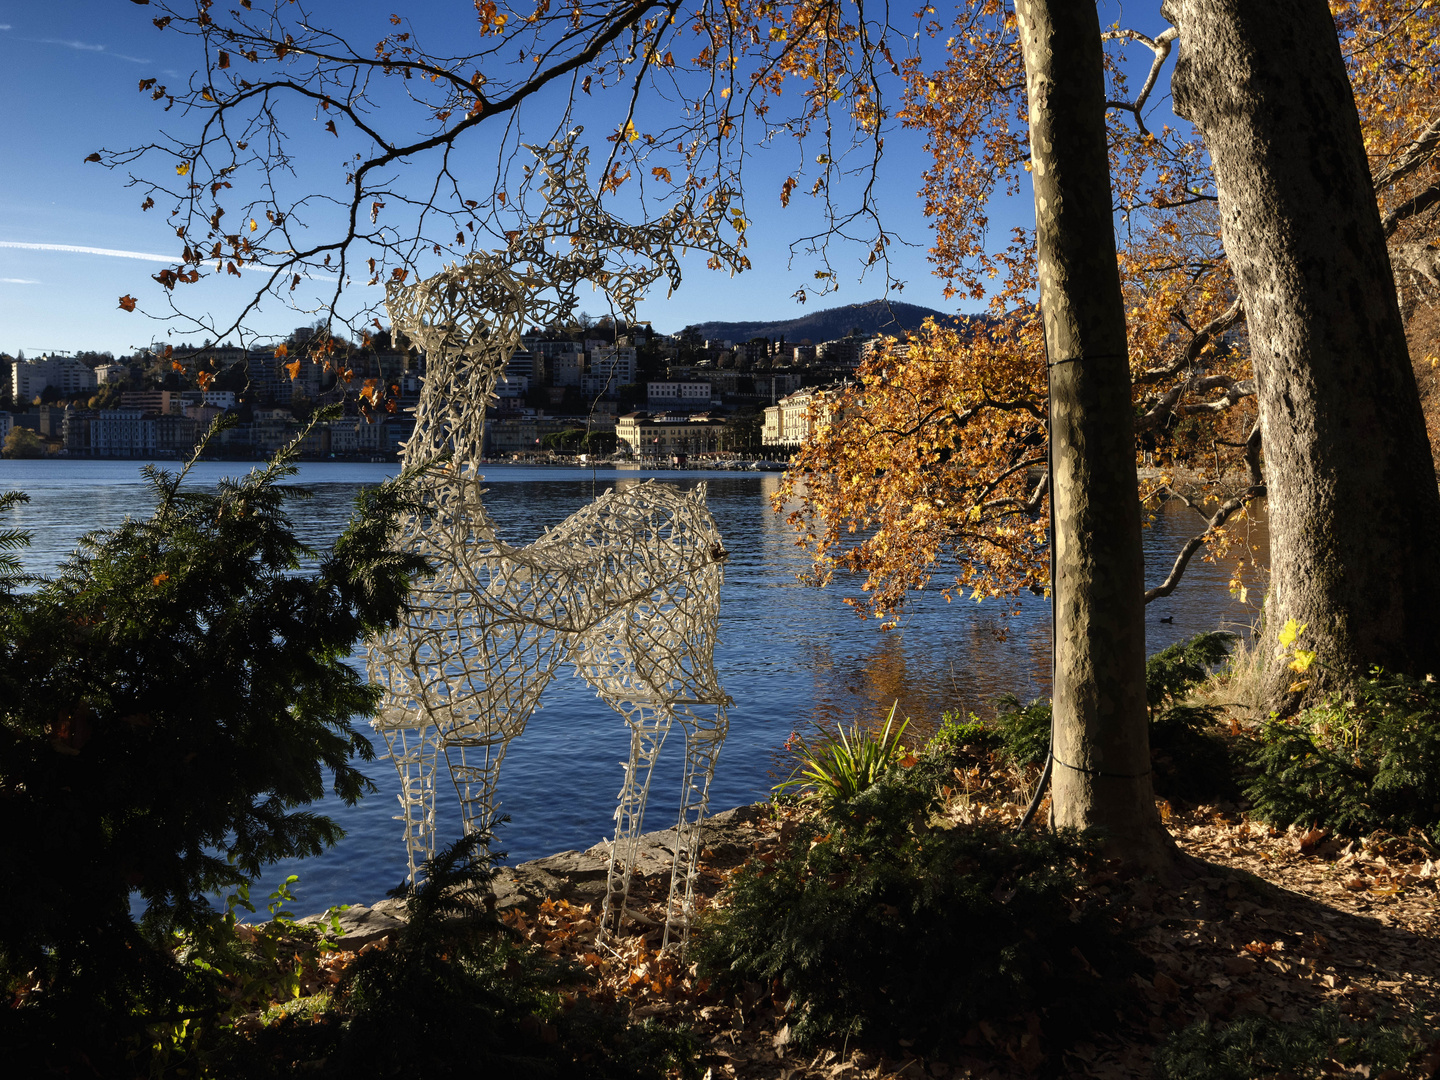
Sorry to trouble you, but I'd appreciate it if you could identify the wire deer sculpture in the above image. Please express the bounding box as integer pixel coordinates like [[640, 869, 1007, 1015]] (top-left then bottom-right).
[[365, 132, 746, 945]]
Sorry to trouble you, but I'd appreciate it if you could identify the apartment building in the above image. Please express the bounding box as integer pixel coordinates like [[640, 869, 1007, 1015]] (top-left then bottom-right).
[[89, 408, 158, 458], [11, 355, 98, 401]]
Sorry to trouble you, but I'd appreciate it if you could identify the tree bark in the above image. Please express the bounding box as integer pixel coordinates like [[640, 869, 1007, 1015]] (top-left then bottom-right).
[[1164, 0, 1440, 705], [1015, 0, 1171, 864]]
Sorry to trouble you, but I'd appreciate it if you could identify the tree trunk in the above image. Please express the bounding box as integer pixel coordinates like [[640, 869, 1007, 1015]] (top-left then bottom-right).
[[1164, 0, 1440, 705], [1015, 0, 1171, 864]]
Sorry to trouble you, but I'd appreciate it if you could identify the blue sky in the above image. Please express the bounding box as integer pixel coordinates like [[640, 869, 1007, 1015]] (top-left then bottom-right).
[[0, 2, 1167, 355]]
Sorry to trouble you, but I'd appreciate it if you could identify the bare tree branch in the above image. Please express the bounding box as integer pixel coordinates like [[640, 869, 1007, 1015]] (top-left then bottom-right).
[[1382, 181, 1440, 238], [1101, 26, 1179, 137], [1144, 479, 1265, 604], [1373, 111, 1440, 192], [1134, 295, 1244, 385]]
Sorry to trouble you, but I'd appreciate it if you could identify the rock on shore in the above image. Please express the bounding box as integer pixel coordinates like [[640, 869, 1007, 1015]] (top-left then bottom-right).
[[293, 803, 770, 947]]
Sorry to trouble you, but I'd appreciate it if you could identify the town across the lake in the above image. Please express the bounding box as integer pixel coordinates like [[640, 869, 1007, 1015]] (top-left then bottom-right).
[[0, 319, 908, 463]]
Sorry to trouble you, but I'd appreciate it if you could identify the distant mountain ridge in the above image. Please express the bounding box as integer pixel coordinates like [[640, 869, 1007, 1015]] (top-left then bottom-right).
[[675, 299, 968, 343]]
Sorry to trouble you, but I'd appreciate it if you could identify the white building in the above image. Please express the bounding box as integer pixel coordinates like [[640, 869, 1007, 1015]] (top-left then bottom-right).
[[589, 345, 637, 384], [203, 390, 238, 410], [761, 407, 781, 446], [614, 412, 726, 458], [328, 420, 360, 455], [762, 387, 847, 448], [495, 373, 528, 398], [646, 381, 713, 409], [90, 408, 158, 458], [11, 356, 98, 402]]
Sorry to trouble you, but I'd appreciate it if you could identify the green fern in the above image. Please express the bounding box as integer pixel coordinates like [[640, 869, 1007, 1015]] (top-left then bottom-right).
[[0, 490, 38, 598]]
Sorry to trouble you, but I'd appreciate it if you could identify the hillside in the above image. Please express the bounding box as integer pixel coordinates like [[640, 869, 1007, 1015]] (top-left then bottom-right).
[[675, 298, 970, 344]]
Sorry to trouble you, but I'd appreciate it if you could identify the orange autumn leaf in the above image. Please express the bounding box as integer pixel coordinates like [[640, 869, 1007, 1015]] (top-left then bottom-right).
[[118, 294, 137, 312], [285, 360, 302, 381]]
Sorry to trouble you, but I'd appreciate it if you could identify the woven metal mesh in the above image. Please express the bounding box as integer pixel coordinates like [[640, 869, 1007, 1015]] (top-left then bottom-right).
[[364, 133, 736, 945]]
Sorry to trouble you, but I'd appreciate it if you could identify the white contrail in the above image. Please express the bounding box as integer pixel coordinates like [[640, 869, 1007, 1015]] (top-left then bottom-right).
[[31, 38, 150, 63], [0, 241, 175, 263], [0, 241, 338, 280]]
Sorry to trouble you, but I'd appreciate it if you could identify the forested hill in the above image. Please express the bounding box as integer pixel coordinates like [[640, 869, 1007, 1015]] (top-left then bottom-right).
[[675, 298, 971, 343]]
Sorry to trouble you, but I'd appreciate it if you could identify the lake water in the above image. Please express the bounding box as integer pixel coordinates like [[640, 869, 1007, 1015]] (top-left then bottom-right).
[[0, 459, 1268, 913]]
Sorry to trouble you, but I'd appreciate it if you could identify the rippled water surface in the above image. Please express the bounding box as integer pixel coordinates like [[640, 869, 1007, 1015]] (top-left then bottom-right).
[[0, 459, 1267, 912]]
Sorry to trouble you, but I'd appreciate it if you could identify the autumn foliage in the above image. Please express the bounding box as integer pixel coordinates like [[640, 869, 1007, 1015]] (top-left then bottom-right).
[[778, 0, 1439, 620], [779, 314, 1048, 621]]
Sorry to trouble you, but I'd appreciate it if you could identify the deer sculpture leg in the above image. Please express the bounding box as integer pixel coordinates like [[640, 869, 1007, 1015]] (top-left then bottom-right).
[[596, 697, 675, 936], [373, 721, 443, 881], [441, 737, 511, 840], [664, 704, 729, 949], [562, 483, 729, 946]]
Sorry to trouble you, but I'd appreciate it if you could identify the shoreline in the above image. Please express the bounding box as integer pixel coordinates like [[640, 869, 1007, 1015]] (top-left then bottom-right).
[[290, 803, 772, 946], [0, 455, 790, 472]]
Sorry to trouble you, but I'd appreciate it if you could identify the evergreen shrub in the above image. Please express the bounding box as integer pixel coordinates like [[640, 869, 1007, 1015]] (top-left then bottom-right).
[[1247, 668, 1440, 842], [693, 757, 1134, 1056], [301, 830, 702, 1080], [925, 708, 1000, 755], [992, 693, 1052, 768], [1145, 631, 1239, 803], [1155, 1008, 1429, 1080], [0, 434, 430, 1073]]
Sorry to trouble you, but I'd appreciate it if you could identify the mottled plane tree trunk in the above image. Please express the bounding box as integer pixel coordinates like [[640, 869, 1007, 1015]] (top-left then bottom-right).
[[1164, 0, 1440, 704], [1015, 0, 1172, 864]]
